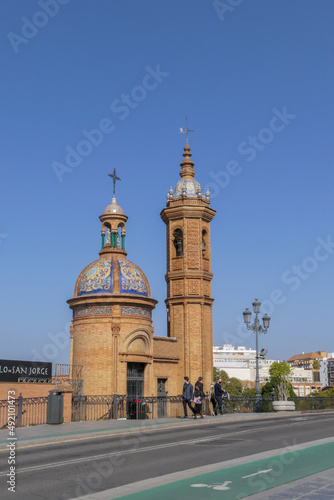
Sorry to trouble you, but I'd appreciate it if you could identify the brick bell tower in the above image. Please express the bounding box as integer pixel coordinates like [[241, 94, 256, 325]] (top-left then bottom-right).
[[160, 144, 216, 392]]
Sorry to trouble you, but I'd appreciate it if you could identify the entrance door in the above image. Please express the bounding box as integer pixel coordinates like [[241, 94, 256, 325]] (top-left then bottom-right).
[[127, 363, 145, 419], [157, 378, 167, 418]]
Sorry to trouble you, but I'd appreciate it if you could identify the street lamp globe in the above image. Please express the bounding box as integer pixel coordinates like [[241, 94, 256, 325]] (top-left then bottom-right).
[[252, 298, 261, 314], [243, 308, 252, 324], [262, 313, 271, 329]]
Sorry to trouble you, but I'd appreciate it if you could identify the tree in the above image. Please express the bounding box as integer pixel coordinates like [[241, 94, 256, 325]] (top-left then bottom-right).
[[261, 381, 275, 398], [228, 377, 243, 396], [269, 362, 292, 401], [313, 359, 321, 370], [213, 367, 220, 381], [212, 369, 242, 396]]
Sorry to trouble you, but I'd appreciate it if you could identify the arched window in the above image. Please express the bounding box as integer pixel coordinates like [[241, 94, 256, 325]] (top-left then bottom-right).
[[118, 223, 126, 250], [202, 230, 207, 257], [105, 224, 111, 246], [173, 229, 183, 257]]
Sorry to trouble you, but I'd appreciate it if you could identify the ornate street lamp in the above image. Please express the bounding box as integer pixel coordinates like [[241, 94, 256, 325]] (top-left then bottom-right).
[[243, 299, 271, 412]]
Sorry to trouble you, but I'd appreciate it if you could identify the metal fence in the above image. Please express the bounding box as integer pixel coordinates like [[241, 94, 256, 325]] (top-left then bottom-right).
[[289, 397, 334, 411], [71, 395, 185, 421], [2, 395, 334, 426], [0, 395, 48, 428], [71, 395, 275, 421], [72, 395, 126, 422], [71, 395, 334, 421]]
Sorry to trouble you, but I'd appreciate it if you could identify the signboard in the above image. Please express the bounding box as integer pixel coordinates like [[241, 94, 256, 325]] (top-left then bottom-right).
[[0, 360, 52, 383]]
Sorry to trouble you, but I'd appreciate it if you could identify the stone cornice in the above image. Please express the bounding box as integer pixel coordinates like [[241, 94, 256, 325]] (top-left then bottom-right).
[[165, 271, 213, 280], [165, 296, 214, 305], [160, 203, 216, 224], [67, 294, 158, 310], [153, 336, 177, 342]]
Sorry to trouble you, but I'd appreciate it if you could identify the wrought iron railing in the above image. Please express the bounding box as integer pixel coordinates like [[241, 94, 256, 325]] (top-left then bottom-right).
[[71, 395, 127, 422], [1, 395, 334, 427], [0, 395, 48, 428], [71, 395, 275, 421], [289, 397, 334, 411]]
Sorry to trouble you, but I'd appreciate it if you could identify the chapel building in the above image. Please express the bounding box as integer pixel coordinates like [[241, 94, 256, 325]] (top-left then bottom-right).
[[68, 144, 216, 398]]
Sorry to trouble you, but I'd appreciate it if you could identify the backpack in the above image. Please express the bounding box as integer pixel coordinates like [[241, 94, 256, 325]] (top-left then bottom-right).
[[194, 387, 201, 398], [223, 390, 230, 401]]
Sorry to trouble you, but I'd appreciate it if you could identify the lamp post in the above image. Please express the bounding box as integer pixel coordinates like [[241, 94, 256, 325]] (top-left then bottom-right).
[[243, 299, 271, 412]]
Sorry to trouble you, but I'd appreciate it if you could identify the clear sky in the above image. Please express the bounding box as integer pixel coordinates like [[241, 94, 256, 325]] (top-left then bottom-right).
[[1, 1, 333, 369]]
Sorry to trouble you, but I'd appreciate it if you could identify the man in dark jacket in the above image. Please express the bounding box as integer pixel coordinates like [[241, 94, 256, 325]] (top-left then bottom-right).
[[214, 377, 224, 415], [182, 377, 195, 418]]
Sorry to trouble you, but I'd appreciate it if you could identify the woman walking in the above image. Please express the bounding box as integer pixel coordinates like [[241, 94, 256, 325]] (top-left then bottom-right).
[[193, 377, 205, 419]]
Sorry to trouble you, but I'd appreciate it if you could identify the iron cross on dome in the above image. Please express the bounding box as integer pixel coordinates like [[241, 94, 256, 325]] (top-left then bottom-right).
[[108, 168, 121, 196]]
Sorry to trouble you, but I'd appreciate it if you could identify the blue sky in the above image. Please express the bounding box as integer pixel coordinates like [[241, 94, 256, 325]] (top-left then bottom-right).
[[1, 1, 333, 368]]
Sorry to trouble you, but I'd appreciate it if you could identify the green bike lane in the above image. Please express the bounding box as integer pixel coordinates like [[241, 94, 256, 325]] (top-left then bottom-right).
[[114, 441, 334, 500]]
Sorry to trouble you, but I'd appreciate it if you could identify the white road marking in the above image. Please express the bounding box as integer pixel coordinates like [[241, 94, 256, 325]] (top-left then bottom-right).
[[242, 469, 272, 478], [191, 481, 232, 490]]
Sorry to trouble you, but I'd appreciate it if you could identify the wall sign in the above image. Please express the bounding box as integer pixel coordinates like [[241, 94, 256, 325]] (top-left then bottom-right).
[[0, 360, 52, 382]]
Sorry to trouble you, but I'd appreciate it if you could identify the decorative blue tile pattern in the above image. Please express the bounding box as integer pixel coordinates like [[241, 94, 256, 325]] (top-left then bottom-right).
[[118, 258, 148, 296], [74, 306, 112, 317], [77, 258, 113, 296], [121, 306, 151, 318], [174, 178, 202, 197]]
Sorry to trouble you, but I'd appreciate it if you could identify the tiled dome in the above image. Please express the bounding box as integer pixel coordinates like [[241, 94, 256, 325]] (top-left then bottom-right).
[[103, 197, 124, 215], [75, 257, 149, 297], [174, 178, 202, 197]]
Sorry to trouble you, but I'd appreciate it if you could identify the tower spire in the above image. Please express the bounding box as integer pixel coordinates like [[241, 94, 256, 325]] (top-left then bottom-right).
[[179, 116, 194, 146]]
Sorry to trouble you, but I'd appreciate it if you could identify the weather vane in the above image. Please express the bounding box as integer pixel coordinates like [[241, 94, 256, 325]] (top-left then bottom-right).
[[108, 168, 121, 197], [179, 116, 194, 145]]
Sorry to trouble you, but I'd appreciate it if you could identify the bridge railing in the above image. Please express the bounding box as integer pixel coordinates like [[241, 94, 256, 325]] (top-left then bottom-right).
[[1, 395, 334, 426]]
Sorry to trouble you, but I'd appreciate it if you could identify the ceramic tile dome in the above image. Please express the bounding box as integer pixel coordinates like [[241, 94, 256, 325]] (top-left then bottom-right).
[[103, 197, 124, 215], [75, 256, 149, 297], [174, 178, 202, 197]]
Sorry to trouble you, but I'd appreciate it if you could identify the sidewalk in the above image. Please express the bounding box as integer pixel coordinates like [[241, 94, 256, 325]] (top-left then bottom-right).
[[0, 410, 328, 451]]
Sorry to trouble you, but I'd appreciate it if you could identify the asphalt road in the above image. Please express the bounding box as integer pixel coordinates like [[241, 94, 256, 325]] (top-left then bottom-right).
[[1, 413, 334, 500]]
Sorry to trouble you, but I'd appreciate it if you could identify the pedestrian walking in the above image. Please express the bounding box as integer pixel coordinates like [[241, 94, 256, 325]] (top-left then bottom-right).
[[209, 381, 216, 415], [182, 376, 195, 418], [193, 377, 205, 419], [214, 377, 224, 415]]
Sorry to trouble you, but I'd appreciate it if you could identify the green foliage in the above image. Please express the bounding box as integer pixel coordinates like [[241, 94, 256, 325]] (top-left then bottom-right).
[[261, 381, 275, 397], [269, 362, 292, 401], [312, 359, 321, 371], [311, 387, 334, 397], [269, 361, 291, 380], [213, 367, 220, 382], [229, 377, 243, 395], [242, 387, 256, 396], [212, 369, 242, 396]]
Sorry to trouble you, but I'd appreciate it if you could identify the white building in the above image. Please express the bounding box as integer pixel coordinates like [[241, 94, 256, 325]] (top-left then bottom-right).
[[320, 359, 329, 387], [213, 344, 327, 394], [213, 344, 277, 382]]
